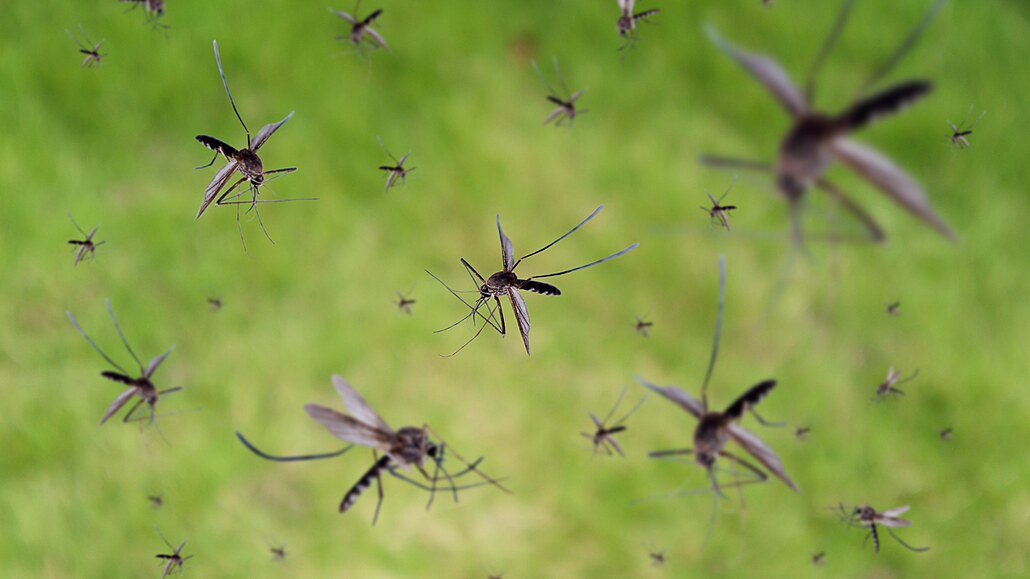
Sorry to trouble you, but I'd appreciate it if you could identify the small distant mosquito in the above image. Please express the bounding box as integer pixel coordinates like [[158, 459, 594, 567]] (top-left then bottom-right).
[[616, 1, 661, 41], [395, 291, 416, 315], [835, 503, 930, 553], [429, 205, 639, 356], [377, 137, 414, 192], [795, 426, 811, 440], [532, 57, 587, 127], [238, 375, 508, 524], [67, 299, 180, 427], [120, 0, 166, 28], [148, 493, 164, 509], [939, 427, 953, 441], [208, 297, 223, 311], [947, 105, 985, 149], [67, 213, 105, 266], [649, 549, 666, 567], [811, 551, 826, 565], [581, 386, 647, 457], [875, 366, 918, 398], [65, 26, 105, 68], [886, 301, 901, 316], [155, 527, 192, 578], [331, 2, 389, 52], [700, 178, 739, 232], [634, 313, 654, 337], [270, 544, 287, 561]]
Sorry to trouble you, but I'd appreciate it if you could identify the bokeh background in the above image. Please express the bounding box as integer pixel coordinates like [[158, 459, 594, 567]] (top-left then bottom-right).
[[1, 0, 1028, 577]]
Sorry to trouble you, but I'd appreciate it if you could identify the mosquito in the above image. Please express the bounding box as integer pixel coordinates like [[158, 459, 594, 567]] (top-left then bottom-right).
[[947, 105, 985, 149], [67, 213, 105, 265], [649, 549, 666, 567], [148, 493, 164, 509], [581, 386, 647, 457], [939, 427, 953, 441], [65, 26, 105, 68], [331, 2, 389, 52], [701, 0, 955, 244], [377, 137, 414, 192], [532, 57, 586, 127], [429, 205, 638, 356], [795, 425, 811, 440], [616, 1, 661, 41], [812, 551, 826, 565], [886, 301, 901, 316], [195, 40, 313, 249], [634, 313, 654, 337], [875, 367, 918, 398], [67, 299, 180, 428], [700, 178, 739, 232], [395, 291, 416, 315], [238, 375, 508, 524], [270, 544, 287, 561], [120, 0, 166, 29], [208, 297, 223, 311], [154, 527, 192, 578], [835, 503, 930, 553]]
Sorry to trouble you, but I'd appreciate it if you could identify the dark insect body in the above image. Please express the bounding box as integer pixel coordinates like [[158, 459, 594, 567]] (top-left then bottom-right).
[[155, 528, 192, 578], [395, 292, 416, 315], [378, 137, 414, 192], [581, 386, 646, 457], [700, 178, 739, 232], [616, 1, 661, 43], [836, 503, 930, 553], [533, 57, 586, 127], [67, 213, 105, 265], [875, 367, 918, 398], [947, 105, 985, 149], [331, 2, 388, 52], [65, 26, 105, 68]]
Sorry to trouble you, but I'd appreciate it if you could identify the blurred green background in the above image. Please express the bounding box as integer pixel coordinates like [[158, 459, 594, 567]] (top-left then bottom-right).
[[1, 0, 1028, 577]]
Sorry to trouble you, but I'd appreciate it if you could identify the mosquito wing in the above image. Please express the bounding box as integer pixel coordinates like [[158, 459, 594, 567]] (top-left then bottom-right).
[[99, 387, 138, 425], [618, 0, 634, 12], [252, 111, 295, 150], [144, 346, 175, 379], [330, 375, 392, 433], [508, 288, 531, 355], [364, 26, 389, 51], [881, 505, 910, 518], [878, 516, 913, 528], [331, 9, 356, 24], [727, 423, 798, 491], [304, 404, 394, 450], [497, 215, 515, 271], [543, 107, 565, 125], [706, 26, 807, 117], [636, 378, 703, 418], [197, 160, 240, 219]]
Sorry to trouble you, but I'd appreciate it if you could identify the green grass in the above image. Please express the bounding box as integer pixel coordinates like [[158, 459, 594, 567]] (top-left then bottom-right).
[[1, 0, 1028, 576]]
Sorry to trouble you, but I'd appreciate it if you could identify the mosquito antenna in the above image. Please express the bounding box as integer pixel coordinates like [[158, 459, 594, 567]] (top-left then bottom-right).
[[67, 212, 88, 237], [425, 270, 501, 332], [235, 431, 353, 462], [425, 427, 512, 494], [513, 205, 604, 269], [700, 255, 726, 411], [154, 525, 175, 551], [886, 527, 930, 552], [212, 40, 250, 146], [67, 311, 130, 374], [526, 243, 639, 280], [857, 0, 948, 95], [804, 0, 855, 103]]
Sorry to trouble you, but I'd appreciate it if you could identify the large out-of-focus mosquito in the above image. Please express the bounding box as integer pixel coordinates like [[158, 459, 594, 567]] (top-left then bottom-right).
[[120, 0, 167, 29], [67, 213, 105, 265], [238, 375, 508, 524], [701, 0, 955, 244], [65, 26, 105, 68], [429, 205, 638, 356], [947, 105, 985, 149], [155, 527, 192, 578], [616, 1, 661, 43], [67, 299, 180, 427], [582, 386, 647, 457], [700, 178, 739, 232], [377, 137, 414, 192], [532, 57, 587, 127], [834, 503, 929, 553], [875, 366, 918, 399], [331, 2, 389, 52], [395, 291, 416, 315]]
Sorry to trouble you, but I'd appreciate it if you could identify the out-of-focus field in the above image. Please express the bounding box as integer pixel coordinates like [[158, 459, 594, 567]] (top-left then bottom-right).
[[1, 0, 1028, 577]]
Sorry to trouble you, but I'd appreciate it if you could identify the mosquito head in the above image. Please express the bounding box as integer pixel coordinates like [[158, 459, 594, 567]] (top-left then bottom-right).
[[617, 16, 633, 36]]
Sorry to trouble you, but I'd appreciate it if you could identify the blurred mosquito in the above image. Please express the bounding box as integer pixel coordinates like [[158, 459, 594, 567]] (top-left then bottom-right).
[[812, 551, 826, 565], [377, 137, 414, 192], [120, 0, 167, 29], [700, 178, 739, 232], [875, 366, 918, 399], [148, 493, 164, 509], [634, 313, 654, 337], [649, 549, 666, 567], [331, 2, 389, 53], [795, 425, 811, 440], [616, 1, 661, 44], [702, 0, 955, 244], [429, 205, 638, 356], [532, 57, 586, 127], [947, 105, 985, 149], [67, 213, 105, 265], [939, 427, 953, 441], [238, 375, 508, 524], [886, 301, 901, 316], [834, 503, 929, 553], [65, 26, 105, 68], [155, 527, 192, 578], [582, 386, 647, 457], [67, 299, 180, 428], [208, 297, 223, 311], [270, 544, 287, 561], [395, 291, 416, 315], [195, 40, 313, 249]]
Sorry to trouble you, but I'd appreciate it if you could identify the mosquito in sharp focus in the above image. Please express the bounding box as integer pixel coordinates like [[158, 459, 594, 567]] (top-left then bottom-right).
[[532, 57, 587, 127], [616, 1, 661, 43], [835, 503, 930, 553], [155, 527, 192, 578], [67, 213, 105, 265], [582, 386, 647, 457], [331, 2, 389, 53], [947, 105, 985, 149], [700, 178, 739, 232], [701, 0, 955, 245], [377, 137, 415, 192], [428, 205, 638, 356], [67, 299, 181, 428], [875, 366, 918, 399], [238, 375, 508, 524], [195, 40, 314, 249], [65, 26, 105, 68], [395, 291, 416, 315]]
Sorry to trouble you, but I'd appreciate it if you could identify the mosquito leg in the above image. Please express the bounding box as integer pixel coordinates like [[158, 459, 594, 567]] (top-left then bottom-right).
[[235, 432, 352, 462], [815, 178, 886, 243], [648, 448, 694, 459], [885, 527, 930, 552], [195, 152, 220, 170], [121, 398, 146, 424], [253, 197, 276, 245], [748, 409, 787, 427]]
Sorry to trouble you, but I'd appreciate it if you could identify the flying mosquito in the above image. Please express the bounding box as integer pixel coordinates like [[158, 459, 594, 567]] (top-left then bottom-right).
[[616, 1, 661, 41], [331, 3, 389, 52], [939, 427, 953, 441], [65, 26, 105, 68], [67, 299, 180, 427], [835, 503, 930, 553], [270, 544, 287, 561], [195, 40, 313, 248], [67, 213, 105, 265], [812, 551, 826, 566], [395, 291, 416, 315], [701, 0, 955, 244], [649, 549, 666, 567], [875, 367, 918, 398], [429, 205, 638, 356], [947, 105, 985, 149], [148, 493, 164, 509], [208, 297, 223, 311], [120, 0, 166, 28], [700, 178, 739, 232], [581, 386, 647, 457], [532, 57, 587, 127], [634, 313, 654, 337], [886, 301, 901, 316], [238, 375, 508, 524], [377, 137, 414, 192], [155, 527, 192, 578], [795, 425, 811, 440]]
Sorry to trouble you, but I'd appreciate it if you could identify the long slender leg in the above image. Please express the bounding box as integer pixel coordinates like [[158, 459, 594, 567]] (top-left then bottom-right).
[[235, 431, 352, 462], [121, 398, 147, 424], [815, 178, 886, 243], [371, 451, 385, 526]]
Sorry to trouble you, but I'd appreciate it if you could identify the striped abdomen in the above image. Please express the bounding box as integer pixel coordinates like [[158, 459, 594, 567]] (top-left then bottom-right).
[[519, 280, 560, 296], [195, 135, 238, 160], [339, 454, 391, 513]]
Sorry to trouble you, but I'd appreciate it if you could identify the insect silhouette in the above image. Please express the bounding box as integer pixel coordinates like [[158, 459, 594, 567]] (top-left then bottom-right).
[[65, 26, 105, 68], [67, 213, 105, 265], [155, 527, 192, 578], [238, 375, 507, 524], [377, 137, 414, 192], [947, 105, 986, 149], [270, 544, 287, 561], [331, 2, 389, 52], [429, 205, 638, 356], [649, 549, 666, 567], [701, 0, 955, 244], [66, 299, 180, 428], [148, 493, 164, 509], [120, 0, 166, 28], [939, 427, 953, 441], [886, 301, 901, 316], [532, 57, 587, 127], [195, 40, 313, 249], [616, 1, 661, 42], [875, 367, 918, 398], [581, 386, 647, 457], [795, 425, 811, 440], [208, 297, 223, 311], [835, 503, 930, 553], [395, 291, 416, 315], [700, 178, 739, 232], [812, 551, 826, 565], [634, 313, 654, 337]]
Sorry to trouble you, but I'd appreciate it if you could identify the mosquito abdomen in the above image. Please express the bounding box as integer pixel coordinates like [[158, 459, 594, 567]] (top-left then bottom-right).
[[339, 455, 391, 513], [519, 280, 561, 296]]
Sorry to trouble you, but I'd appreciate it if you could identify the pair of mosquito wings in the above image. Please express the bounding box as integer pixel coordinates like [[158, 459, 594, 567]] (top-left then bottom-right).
[[196, 111, 294, 219], [638, 378, 799, 492], [496, 218, 534, 355]]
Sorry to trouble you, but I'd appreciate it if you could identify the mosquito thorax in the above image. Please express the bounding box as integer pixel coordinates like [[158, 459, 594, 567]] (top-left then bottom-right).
[[237, 149, 264, 182], [485, 271, 518, 294], [617, 17, 633, 36], [392, 427, 429, 465]]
